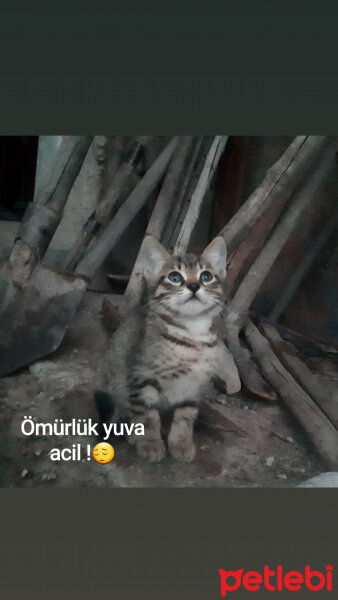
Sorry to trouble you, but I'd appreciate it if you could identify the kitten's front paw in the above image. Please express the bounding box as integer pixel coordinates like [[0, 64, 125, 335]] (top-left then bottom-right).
[[137, 439, 166, 462], [169, 439, 196, 462]]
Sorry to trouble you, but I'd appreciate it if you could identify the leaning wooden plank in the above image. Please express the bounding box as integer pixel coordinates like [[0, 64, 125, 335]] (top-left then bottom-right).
[[174, 136, 228, 254], [99, 136, 130, 203], [262, 319, 338, 357], [223, 143, 335, 399], [269, 207, 338, 320], [219, 136, 330, 254], [95, 136, 150, 225], [261, 323, 338, 427], [162, 137, 212, 250], [75, 137, 179, 279], [64, 136, 148, 272], [227, 144, 335, 326], [124, 136, 194, 306], [224, 183, 299, 298], [9, 136, 93, 286], [245, 320, 338, 468]]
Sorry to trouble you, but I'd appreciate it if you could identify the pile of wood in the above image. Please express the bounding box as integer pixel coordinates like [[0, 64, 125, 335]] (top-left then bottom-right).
[[96, 135, 338, 468]]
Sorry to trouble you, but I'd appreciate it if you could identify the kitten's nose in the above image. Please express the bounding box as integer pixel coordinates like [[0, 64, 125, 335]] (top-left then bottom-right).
[[187, 282, 200, 295]]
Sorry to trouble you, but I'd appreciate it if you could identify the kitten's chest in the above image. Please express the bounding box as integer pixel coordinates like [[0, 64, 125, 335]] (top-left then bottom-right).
[[152, 338, 220, 404]]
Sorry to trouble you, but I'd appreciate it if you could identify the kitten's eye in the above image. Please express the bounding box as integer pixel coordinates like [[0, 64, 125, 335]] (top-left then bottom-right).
[[168, 271, 183, 284], [200, 270, 213, 283]]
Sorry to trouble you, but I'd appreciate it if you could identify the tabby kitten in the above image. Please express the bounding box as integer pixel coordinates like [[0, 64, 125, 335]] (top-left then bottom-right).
[[96, 235, 240, 462]]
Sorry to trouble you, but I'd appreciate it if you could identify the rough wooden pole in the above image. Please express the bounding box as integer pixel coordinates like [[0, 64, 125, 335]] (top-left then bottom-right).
[[75, 137, 179, 280], [227, 147, 335, 327], [219, 136, 330, 254], [269, 208, 338, 320], [162, 137, 212, 250], [261, 323, 338, 427], [124, 136, 194, 306], [245, 320, 338, 468], [9, 136, 93, 286], [63, 136, 148, 272], [174, 136, 228, 255], [224, 142, 335, 398], [95, 136, 150, 225]]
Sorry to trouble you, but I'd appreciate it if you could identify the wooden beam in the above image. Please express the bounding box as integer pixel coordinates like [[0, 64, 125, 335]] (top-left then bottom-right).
[[174, 136, 228, 254], [269, 207, 338, 320], [227, 146, 334, 324], [9, 136, 93, 286], [162, 137, 212, 250], [124, 136, 194, 306], [245, 320, 338, 468], [63, 136, 147, 272], [75, 137, 179, 280], [219, 136, 330, 254], [261, 323, 338, 427], [223, 142, 335, 399]]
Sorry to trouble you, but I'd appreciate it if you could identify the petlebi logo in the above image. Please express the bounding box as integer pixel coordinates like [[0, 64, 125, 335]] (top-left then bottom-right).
[[218, 564, 334, 596]]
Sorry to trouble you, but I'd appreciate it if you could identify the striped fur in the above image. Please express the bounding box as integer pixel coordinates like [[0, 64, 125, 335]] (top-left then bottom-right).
[[96, 236, 238, 462]]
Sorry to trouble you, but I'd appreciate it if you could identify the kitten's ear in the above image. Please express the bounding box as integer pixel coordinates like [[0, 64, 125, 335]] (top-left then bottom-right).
[[141, 235, 170, 282], [201, 236, 227, 278]]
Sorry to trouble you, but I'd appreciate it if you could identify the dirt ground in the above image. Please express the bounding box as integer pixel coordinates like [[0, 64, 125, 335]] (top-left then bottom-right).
[[0, 292, 334, 488]]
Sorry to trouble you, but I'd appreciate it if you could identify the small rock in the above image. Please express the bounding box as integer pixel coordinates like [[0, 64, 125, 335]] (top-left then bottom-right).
[[265, 456, 275, 467], [244, 405, 249, 410], [200, 445, 209, 451], [41, 473, 57, 482], [21, 468, 29, 478], [286, 436, 294, 443], [35, 449, 42, 456], [277, 473, 287, 480]]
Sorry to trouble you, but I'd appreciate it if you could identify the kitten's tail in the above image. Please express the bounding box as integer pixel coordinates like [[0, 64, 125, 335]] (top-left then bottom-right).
[[94, 391, 115, 434]]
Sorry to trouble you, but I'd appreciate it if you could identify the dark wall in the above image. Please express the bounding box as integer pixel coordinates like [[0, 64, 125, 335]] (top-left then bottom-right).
[[0, 136, 38, 221]]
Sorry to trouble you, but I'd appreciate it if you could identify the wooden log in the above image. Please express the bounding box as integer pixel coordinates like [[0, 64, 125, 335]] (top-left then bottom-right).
[[95, 136, 150, 225], [99, 136, 130, 199], [262, 319, 338, 356], [63, 136, 147, 272], [9, 136, 93, 286], [219, 314, 277, 400], [261, 323, 338, 427], [227, 146, 335, 325], [75, 137, 179, 280], [245, 319, 338, 468], [269, 207, 338, 320], [224, 184, 297, 298], [219, 136, 330, 254], [123, 136, 194, 306], [174, 136, 228, 254], [34, 136, 94, 211], [162, 137, 212, 250], [223, 143, 335, 399]]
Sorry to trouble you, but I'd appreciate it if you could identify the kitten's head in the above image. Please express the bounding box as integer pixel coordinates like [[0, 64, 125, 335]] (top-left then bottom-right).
[[141, 236, 227, 317]]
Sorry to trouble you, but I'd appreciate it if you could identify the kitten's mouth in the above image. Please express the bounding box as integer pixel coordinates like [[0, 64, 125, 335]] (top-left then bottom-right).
[[185, 294, 201, 303]]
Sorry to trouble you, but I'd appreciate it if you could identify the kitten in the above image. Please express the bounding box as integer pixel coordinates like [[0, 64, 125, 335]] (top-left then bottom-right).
[[96, 235, 240, 462]]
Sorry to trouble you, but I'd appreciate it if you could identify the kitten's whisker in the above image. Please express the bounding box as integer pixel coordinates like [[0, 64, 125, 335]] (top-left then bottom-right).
[[140, 294, 171, 309]]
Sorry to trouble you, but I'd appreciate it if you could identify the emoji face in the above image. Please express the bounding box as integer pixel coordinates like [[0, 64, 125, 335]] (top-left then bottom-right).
[[93, 442, 114, 464]]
